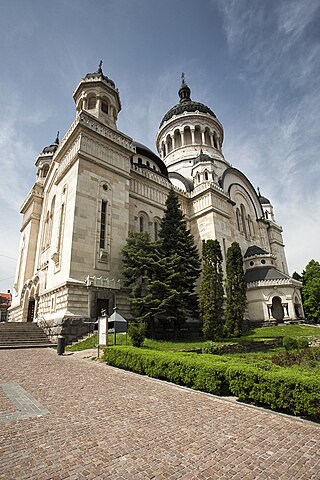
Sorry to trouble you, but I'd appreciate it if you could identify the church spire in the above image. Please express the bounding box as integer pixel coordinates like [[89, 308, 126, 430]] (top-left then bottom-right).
[[178, 73, 191, 103]]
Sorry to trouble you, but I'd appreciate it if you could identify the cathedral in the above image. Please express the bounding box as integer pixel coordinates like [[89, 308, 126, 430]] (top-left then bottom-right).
[[9, 63, 304, 341]]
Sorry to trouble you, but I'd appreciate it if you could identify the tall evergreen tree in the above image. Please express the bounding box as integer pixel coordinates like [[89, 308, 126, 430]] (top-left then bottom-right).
[[301, 259, 320, 321], [158, 188, 201, 331], [122, 231, 180, 338], [199, 239, 224, 340], [224, 242, 247, 337]]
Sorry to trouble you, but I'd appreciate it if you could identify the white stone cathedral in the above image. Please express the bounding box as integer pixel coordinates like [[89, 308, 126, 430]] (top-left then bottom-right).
[[9, 64, 304, 340]]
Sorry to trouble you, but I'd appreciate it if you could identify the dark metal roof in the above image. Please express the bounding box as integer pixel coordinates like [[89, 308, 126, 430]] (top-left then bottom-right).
[[133, 141, 168, 176], [244, 245, 269, 258], [168, 172, 194, 192], [42, 132, 59, 154], [245, 267, 289, 283], [84, 61, 116, 88], [160, 100, 216, 127], [259, 196, 270, 205]]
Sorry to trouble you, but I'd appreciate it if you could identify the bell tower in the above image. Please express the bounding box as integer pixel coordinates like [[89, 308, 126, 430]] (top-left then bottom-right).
[[73, 61, 121, 130]]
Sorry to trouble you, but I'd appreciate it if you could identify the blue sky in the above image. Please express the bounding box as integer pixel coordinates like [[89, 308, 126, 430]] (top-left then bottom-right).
[[0, 0, 319, 291]]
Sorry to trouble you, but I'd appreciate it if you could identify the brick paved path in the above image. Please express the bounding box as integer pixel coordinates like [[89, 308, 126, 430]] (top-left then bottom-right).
[[0, 348, 319, 480]]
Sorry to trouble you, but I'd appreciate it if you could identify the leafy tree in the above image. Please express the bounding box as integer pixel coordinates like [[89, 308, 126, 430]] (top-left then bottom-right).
[[302, 259, 320, 321], [199, 239, 224, 340], [158, 188, 201, 333], [224, 242, 247, 337]]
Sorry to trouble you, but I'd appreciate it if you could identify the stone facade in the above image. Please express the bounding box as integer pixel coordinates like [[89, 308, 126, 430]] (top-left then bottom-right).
[[9, 65, 304, 340]]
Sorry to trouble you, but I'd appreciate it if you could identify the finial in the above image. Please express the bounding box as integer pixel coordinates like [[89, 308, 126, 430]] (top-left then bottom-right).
[[257, 186, 261, 196], [178, 72, 191, 103], [55, 131, 60, 144], [97, 60, 103, 73]]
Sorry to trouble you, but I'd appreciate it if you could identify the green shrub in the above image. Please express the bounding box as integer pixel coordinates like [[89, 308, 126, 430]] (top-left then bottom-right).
[[283, 336, 298, 350], [202, 341, 221, 354], [128, 322, 146, 347], [103, 346, 320, 419], [296, 337, 309, 349]]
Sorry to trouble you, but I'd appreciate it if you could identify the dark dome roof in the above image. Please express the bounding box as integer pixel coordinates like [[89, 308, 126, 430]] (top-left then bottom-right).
[[159, 77, 216, 127], [194, 150, 213, 163], [257, 188, 270, 204], [42, 133, 59, 154], [244, 245, 269, 258], [160, 100, 216, 127], [84, 61, 116, 88], [133, 141, 168, 176], [259, 196, 270, 205]]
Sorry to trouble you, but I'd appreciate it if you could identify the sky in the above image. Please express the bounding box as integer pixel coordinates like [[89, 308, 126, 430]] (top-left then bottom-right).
[[0, 0, 319, 292]]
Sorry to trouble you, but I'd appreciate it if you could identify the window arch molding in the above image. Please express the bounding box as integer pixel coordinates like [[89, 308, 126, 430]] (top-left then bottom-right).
[[137, 211, 150, 234]]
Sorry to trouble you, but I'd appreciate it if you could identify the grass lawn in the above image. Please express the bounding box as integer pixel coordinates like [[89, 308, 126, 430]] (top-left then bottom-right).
[[67, 324, 320, 352]]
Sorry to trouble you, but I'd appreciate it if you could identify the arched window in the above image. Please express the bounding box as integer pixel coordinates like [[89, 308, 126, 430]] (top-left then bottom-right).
[[167, 135, 172, 153], [204, 171, 209, 181], [162, 143, 166, 157], [247, 215, 252, 236], [101, 100, 108, 114], [47, 196, 55, 247], [174, 130, 182, 148], [100, 200, 107, 249], [139, 215, 145, 233], [184, 126, 192, 145], [236, 208, 242, 231], [146, 161, 150, 168], [138, 157, 143, 165], [42, 164, 49, 178], [154, 220, 160, 241], [213, 132, 218, 149], [87, 95, 96, 109], [204, 129, 211, 145], [197, 173, 201, 183], [240, 204, 248, 239], [194, 126, 201, 143]]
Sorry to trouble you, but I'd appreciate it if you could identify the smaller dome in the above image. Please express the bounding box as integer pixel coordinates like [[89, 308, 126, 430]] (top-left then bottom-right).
[[194, 150, 213, 163], [259, 196, 270, 205], [257, 187, 270, 204], [84, 61, 116, 88], [42, 132, 59, 154], [244, 245, 269, 258], [133, 141, 168, 176]]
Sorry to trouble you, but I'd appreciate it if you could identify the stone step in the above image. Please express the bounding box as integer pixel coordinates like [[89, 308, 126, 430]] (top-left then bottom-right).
[[0, 322, 52, 348]]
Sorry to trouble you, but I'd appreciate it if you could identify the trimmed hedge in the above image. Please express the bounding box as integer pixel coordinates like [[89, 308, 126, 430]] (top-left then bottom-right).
[[103, 346, 320, 419]]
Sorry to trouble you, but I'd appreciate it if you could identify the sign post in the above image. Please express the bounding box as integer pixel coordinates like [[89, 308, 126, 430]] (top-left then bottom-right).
[[98, 315, 108, 358]]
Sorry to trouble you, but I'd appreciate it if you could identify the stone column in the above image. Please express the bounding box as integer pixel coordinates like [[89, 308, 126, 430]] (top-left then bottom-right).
[[97, 96, 101, 112], [191, 127, 195, 144], [180, 130, 185, 146], [172, 134, 175, 150], [201, 129, 206, 145]]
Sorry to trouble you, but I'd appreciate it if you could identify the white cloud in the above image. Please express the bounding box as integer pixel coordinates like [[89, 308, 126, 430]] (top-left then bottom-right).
[[0, 87, 51, 291]]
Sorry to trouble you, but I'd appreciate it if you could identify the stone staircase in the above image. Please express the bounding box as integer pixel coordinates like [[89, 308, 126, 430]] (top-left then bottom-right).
[[0, 322, 54, 349]]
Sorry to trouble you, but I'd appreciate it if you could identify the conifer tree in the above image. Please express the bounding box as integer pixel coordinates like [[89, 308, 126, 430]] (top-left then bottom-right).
[[122, 231, 180, 338], [158, 188, 201, 331], [200, 239, 224, 340], [224, 242, 247, 337], [301, 259, 320, 321]]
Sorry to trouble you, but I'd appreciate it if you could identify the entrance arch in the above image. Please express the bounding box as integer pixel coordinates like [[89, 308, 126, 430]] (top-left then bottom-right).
[[27, 299, 35, 322], [271, 296, 284, 322]]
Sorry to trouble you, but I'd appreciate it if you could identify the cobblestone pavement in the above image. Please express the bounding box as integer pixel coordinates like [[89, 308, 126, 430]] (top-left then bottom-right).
[[0, 348, 319, 480]]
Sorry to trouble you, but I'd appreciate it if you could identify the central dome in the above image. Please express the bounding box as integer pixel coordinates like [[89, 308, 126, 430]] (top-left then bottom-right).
[[159, 76, 216, 127]]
